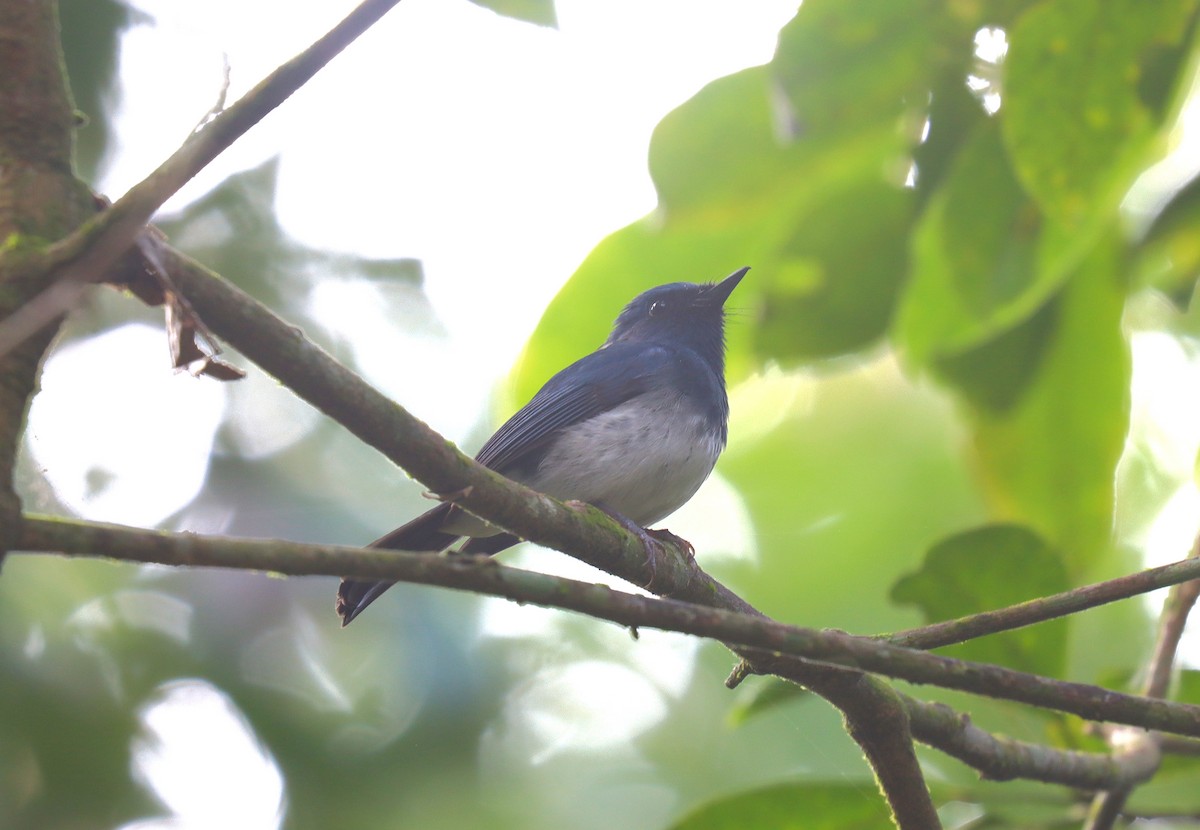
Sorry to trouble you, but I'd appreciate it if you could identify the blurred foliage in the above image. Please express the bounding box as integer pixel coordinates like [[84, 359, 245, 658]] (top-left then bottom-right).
[[892, 524, 1069, 677], [668, 781, 896, 830], [468, 0, 557, 28], [58, 0, 140, 182], [8, 1, 1200, 829]]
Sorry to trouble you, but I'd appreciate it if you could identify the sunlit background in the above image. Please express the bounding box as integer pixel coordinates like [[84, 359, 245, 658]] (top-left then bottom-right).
[[9, 0, 1200, 828]]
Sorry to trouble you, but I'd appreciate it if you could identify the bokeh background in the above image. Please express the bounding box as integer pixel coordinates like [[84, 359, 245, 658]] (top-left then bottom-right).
[[6, 0, 1200, 827]]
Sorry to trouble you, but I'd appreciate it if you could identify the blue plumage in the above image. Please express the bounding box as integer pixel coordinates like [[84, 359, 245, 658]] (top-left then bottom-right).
[[337, 267, 748, 625]]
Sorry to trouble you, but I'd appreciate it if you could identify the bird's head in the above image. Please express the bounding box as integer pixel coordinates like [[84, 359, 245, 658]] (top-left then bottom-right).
[[605, 267, 748, 365]]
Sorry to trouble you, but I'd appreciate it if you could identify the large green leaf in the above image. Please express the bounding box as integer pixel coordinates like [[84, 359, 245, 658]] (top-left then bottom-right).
[[891, 523, 1069, 676], [649, 66, 905, 226], [1181, 669, 1200, 703], [649, 67, 806, 222], [668, 782, 895, 830], [931, 298, 1058, 413], [970, 242, 1131, 568], [754, 178, 913, 361], [898, 123, 1084, 366], [727, 679, 812, 727], [1002, 0, 1198, 228], [771, 0, 951, 140], [59, 0, 139, 181], [912, 74, 987, 209]]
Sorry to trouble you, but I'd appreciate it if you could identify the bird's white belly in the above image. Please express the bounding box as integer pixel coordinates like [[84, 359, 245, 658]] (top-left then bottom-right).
[[526, 394, 724, 527]]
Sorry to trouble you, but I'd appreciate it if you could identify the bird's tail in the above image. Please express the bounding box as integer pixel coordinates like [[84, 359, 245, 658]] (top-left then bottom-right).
[[336, 502, 461, 626]]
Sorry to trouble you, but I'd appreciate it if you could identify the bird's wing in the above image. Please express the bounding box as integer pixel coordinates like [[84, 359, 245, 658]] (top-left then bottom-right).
[[475, 342, 678, 473]]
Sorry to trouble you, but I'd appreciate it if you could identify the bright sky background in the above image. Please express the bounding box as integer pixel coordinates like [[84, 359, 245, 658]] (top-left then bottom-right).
[[103, 0, 798, 383]]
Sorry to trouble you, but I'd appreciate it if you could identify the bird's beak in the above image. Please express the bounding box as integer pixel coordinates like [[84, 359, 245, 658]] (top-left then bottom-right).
[[705, 266, 749, 306]]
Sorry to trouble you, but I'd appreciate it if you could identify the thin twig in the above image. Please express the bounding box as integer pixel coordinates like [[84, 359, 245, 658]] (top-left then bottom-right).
[[729, 553, 1200, 693], [1144, 538, 1200, 700], [886, 554, 1200, 650], [1085, 536, 1200, 829]]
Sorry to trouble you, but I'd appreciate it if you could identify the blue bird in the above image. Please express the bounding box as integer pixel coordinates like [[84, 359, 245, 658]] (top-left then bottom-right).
[[336, 267, 748, 625]]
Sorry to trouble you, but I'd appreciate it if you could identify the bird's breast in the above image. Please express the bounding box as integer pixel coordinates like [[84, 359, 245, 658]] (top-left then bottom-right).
[[523, 389, 726, 527]]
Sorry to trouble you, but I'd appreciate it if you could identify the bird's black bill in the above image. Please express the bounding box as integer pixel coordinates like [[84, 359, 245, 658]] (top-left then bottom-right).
[[703, 266, 749, 306]]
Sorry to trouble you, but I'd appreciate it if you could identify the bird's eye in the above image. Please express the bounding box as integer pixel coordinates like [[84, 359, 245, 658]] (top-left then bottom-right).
[[649, 301, 665, 316]]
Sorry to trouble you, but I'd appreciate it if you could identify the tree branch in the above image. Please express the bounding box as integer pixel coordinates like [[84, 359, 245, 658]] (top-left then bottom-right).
[[904, 697, 1161, 790], [0, 0, 97, 561], [19, 513, 1200, 742]]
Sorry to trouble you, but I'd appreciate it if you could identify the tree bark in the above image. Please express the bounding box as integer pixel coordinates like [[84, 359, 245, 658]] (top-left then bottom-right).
[[0, 0, 94, 558]]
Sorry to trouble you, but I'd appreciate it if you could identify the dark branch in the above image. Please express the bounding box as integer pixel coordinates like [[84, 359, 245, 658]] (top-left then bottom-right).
[[905, 697, 1160, 790], [19, 513, 1200, 742]]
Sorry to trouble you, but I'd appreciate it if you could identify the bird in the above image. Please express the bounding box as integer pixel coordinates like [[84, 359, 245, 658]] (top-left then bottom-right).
[[336, 266, 748, 625]]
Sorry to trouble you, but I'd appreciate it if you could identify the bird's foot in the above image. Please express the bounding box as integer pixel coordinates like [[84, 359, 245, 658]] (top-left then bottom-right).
[[645, 528, 694, 562], [641, 528, 695, 594], [588, 506, 692, 593], [568, 502, 695, 592]]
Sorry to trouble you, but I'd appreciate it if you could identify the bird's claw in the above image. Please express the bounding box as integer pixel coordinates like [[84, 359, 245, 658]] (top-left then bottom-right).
[[645, 528, 694, 562], [596, 507, 696, 592]]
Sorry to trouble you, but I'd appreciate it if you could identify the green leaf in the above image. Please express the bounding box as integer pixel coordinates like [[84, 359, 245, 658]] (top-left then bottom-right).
[[1178, 668, 1200, 703], [648, 65, 907, 232], [668, 782, 894, 830], [891, 523, 1069, 676], [1002, 0, 1198, 227], [59, 0, 139, 181], [771, 0, 950, 140], [930, 298, 1057, 413], [898, 123, 1070, 364], [467, 0, 556, 27], [964, 780, 1081, 827], [754, 178, 913, 361], [1126, 755, 1200, 815], [649, 67, 803, 221], [728, 679, 812, 726], [970, 241, 1131, 568], [912, 75, 987, 208]]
